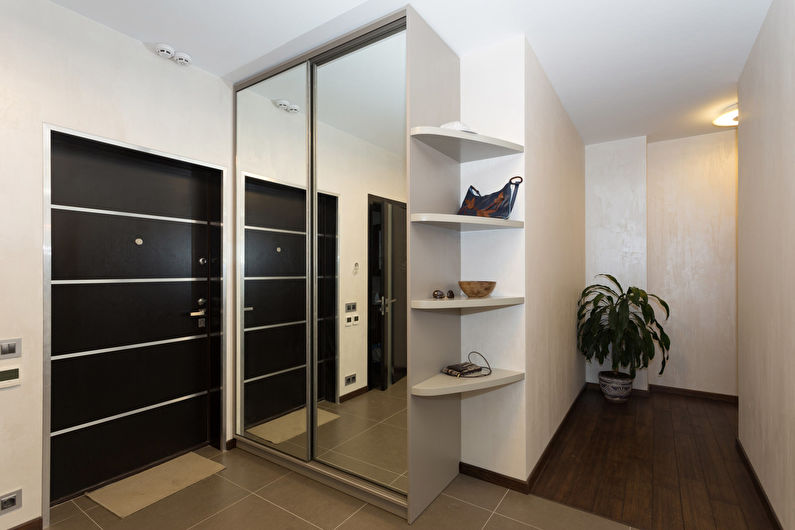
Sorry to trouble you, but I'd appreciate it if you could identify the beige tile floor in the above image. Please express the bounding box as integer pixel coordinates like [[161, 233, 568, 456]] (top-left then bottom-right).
[[50, 447, 631, 529], [316, 378, 407, 493]]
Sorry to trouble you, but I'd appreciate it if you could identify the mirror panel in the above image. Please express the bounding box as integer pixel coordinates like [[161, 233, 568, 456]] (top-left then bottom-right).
[[236, 64, 310, 460], [313, 31, 408, 493]]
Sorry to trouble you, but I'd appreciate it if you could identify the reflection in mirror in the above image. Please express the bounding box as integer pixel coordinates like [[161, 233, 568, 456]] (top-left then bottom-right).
[[237, 64, 310, 460], [314, 31, 408, 494]]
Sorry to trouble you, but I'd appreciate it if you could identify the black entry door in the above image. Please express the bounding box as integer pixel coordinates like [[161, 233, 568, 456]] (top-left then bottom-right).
[[49, 132, 222, 502], [367, 196, 407, 390]]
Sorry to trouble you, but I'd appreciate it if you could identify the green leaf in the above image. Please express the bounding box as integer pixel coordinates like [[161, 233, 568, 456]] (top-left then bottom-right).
[[596, 274, 624, 294], [649, 294, 670, 319]]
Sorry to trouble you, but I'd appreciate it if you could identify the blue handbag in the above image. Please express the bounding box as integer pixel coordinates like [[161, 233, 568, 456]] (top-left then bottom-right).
[[458, 176, 523, 219]]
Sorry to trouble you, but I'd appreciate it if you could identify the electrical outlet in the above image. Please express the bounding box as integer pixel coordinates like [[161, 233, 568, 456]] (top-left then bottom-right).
[[0, 367, 20, 389], [345, 302, 357, 312], [345, 316, 353, 327], [344, 374, 356, 385], [0, 489, 21, 514], [0, 338, 21, 359], [352, 313, 359, 326]]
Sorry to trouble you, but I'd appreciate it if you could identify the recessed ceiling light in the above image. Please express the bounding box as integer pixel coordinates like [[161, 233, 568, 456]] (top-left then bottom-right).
[[173, 52, 192, 66], [713, 103, 739, 127], [155, 43, 175, 59]]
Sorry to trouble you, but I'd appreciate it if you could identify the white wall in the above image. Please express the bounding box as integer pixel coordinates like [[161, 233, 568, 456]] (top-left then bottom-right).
[[584, 137, 648, 389], [647, 131, 738, 396], [460, 36, 527, 479], [523, 39, 585, 478], [0, 1, 233, 527], [737, 0, 795, 526], [316, 122, 406, 395], [237, 89, 406, 396]]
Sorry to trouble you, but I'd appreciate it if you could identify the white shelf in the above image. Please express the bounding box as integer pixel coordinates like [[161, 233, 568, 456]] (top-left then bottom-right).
[[410, 126, 524, 162], [411, 296, 524, 310], [411, 213, 523, 231], [412, 369, 525, 396]]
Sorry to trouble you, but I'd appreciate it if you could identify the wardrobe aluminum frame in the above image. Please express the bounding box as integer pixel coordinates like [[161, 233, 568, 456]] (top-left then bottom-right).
[[232, 9, 407, 514], [41, 124, 230, 527]]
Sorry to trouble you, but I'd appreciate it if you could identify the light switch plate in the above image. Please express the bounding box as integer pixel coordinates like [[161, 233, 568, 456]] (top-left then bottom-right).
[[0, 338, 21, 360]]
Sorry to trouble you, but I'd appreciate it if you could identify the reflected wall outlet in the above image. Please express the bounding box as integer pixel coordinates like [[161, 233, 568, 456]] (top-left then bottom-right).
[[0, 338, 21, 359], [0, 489, 21, 514], [0, 367, 20, 389], [344, 374, 356, 385]]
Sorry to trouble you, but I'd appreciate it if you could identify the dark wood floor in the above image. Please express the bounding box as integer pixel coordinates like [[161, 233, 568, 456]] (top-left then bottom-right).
[[530, 387, 777, 530]]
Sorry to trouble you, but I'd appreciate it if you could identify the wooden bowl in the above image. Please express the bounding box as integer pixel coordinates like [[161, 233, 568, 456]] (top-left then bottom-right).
[[458, 281, 496, 298]]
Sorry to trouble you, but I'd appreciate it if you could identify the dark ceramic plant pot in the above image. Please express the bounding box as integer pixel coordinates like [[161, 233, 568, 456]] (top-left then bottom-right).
[[598, 371, 633, 403]]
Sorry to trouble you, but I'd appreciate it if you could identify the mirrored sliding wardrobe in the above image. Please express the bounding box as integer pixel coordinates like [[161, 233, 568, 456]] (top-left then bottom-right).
[[235, 8, 529, 523], [234, 13, 408, 506]]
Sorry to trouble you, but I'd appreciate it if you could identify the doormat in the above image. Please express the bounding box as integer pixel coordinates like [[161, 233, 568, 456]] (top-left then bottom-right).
[[85, 452, 224, 518], [247, 408, 339, 445]]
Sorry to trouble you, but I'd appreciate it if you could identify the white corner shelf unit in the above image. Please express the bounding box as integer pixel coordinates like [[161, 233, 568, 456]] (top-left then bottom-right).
[[410, 213, 523, 231], [410, 126, 524, 163], [411, 296, 524, 310], [411, 369, 525, 397]]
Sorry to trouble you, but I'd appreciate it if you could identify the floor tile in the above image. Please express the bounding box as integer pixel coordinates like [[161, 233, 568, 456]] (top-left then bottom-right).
[[443, 474, 508, 510], [192, 494, 316, 530], [213, 448, 290, 491], [48, 510, 101, 530], [390, 474, 408, 494], [74, 495, 99, 511], [497, 492, 628, 530], [328, 390, 406, 422], [50, 500, 82, 525], [317, 450, 402, 486], [91, 474, 248, 530], [193, 445, 222, 460], [332, 423, 407, 474], [382, 409, 407, 430], [484, 514, 533, 529], [316, 412, 378, 449], [410, 494, 492, 530], [383, 378, 407, 399], [257, 472, 365, 529], [337, 504, 409, 529]]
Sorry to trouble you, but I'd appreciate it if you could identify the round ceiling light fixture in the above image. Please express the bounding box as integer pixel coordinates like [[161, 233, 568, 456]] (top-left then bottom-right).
[[713, 103, 739, 127]]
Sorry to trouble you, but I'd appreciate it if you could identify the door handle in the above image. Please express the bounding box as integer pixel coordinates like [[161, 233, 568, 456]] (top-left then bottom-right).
[[189, 309, 206, 317]]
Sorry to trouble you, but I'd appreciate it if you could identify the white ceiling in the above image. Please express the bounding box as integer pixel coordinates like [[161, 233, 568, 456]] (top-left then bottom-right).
[[52, 0, 772, 144]]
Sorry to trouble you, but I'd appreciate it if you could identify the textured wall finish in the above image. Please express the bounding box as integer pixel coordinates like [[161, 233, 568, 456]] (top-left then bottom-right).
[[737, 0, 795, 526], [647, 131, 737, 396], [584, 136, 648, 389], [0, 2, 233, 526]]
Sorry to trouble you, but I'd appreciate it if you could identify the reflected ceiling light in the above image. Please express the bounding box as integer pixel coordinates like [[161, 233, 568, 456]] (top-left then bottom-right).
[[713, 103, 739, 127]]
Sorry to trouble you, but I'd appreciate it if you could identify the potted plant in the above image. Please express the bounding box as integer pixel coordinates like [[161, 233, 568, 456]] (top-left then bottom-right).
[[577, 274, 670, 402]]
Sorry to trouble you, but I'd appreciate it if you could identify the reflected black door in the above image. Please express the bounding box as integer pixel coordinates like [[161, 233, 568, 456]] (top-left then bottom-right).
[[49, 132, 222, 502], [367, 196, 407, 390]]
